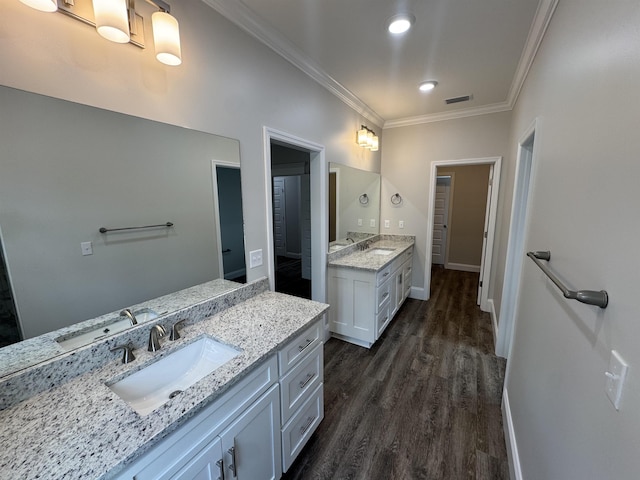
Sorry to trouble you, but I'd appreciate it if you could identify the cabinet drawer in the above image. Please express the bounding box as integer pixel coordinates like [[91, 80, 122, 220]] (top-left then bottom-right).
[[278, 319, 322, 375], [281, 384, 324, 473], [376, 264, 392, 286], [376, 279, 392, 313], [280, 343, 323, 424], [375, 304, 391, 337]]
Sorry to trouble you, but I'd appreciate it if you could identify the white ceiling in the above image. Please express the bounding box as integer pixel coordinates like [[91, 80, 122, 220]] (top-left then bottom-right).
[[204, 0, 548, 127]]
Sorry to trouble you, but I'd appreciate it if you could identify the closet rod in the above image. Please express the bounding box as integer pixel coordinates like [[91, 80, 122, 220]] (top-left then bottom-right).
[[527, 251, 608, 308], [99, 222, 174, 234]]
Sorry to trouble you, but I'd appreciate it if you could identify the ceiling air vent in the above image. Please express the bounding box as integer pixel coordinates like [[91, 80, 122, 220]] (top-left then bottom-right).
[[445, 94, 473, 105]]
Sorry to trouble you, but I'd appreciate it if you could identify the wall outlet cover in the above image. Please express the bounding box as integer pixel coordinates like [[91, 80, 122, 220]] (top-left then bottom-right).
[[399, 220, 404, 229], [370, 219, 376, 227], [249, 249, 263, 268], [384, 219, 390, 228], [605, 350, 628, 410], [81, 242, 93, 256], [357, 219, 363, 226]]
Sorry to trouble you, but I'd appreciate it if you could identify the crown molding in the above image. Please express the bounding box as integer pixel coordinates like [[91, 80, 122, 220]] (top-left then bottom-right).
[[203, 0, 558, 130], [202, 0, 385, 127], [383, 102, 513, 129]]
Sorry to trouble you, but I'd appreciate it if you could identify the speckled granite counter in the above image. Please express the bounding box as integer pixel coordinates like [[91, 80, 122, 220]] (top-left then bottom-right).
[[0, 291, 328, 480], [328, 235, 415, 272]]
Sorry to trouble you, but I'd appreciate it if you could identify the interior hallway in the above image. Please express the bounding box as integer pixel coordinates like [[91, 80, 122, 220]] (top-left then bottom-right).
[[283, 267, 508, 479]]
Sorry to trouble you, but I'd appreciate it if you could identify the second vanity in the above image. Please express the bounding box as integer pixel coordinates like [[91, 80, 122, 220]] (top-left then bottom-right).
[[0, 286, 328, 480], [328, 236, 414, 348]]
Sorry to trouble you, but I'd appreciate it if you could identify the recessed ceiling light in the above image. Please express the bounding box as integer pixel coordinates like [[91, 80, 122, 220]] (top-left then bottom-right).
[[388, 14, 415, 34], [419, 81, 438, 92]]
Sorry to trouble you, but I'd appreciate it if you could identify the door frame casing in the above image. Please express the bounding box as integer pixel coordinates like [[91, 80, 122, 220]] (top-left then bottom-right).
[[262, 127, 327, 304], [424, 156, 502, 313], [496, 118, 539, 359]]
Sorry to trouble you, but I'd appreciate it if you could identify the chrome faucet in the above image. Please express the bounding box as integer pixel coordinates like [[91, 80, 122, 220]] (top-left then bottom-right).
[[120, 308, 137, 326], [148, 324, 166, 352], [346, 237, 354, 243]]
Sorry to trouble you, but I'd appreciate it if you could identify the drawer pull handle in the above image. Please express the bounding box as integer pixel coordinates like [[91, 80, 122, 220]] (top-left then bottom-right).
[[299, 372, 315, 389], [228, 446, 237, 477], [298, 339, 313, 352], [383, 272, 390, 277], [382, 292, 389, 299], [216, 459, 225, 480], [300, 415, 316, 435]]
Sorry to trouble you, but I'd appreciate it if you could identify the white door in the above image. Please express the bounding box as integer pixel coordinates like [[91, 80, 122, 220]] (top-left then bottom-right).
[[273, 177, 286, 257], [219, 384, 281, 480], [432, 177, 451, 265], [477, 166, 493, 305], [300, 174, 312, 280]]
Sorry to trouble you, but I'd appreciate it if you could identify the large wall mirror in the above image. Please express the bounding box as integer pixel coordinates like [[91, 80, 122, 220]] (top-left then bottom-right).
[[328, 163, 380, 250], [0, 86, 246, 374]]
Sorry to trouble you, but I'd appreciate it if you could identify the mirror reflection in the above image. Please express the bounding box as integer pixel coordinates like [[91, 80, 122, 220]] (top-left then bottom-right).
[[0, 86, 245, 371], [328, 163, 381, 251]]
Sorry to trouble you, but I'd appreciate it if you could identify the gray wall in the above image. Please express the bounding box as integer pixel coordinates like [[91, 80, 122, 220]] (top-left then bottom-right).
[[0, 87, 239, 338], [499, 1, 640, 478]]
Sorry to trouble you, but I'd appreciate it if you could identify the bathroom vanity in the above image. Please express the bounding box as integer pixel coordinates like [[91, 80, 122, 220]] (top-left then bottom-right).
[[328, 236, 414, 348], [0, 280, 328, 480]]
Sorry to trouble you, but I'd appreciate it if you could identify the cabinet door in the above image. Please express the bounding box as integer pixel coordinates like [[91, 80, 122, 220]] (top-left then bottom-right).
[[170, 437, 224, 480], [219, 384, 282, 480]]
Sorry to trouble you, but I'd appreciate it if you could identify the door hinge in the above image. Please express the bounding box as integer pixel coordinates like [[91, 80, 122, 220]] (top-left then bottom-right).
[[484, 231, 488, 238], [479, 280, 483, 287]]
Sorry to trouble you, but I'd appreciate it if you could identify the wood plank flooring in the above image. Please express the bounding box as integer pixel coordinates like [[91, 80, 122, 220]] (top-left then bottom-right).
[[283, 267, 508, 480]]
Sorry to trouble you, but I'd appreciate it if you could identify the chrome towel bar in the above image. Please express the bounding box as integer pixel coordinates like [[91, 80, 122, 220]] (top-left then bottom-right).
[[99, 222, 174, 234], [527, 251, 608, 309]]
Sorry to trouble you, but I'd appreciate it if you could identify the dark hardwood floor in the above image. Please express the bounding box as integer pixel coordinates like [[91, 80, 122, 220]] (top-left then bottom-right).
[[283, 267, 508, 480]]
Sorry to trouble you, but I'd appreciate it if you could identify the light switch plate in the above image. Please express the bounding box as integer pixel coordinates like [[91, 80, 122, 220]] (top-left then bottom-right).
[[384, 219, 390, 228], [81, 241, 93, 256], [357, 219, 363, 226], [399, 220, 404, 229], [370, 219, 376, 227], [249, 249, 263, 268], [605, 350, 628, 410]]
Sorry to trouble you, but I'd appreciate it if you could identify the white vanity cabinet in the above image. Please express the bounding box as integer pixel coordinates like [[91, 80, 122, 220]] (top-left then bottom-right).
[[115, 356, 282, 480], [329, 246, 413, 348], [278, 319, 324, 472]]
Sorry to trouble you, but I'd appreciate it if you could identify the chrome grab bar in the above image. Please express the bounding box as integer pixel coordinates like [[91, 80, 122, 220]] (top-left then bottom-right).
[[99, 222, 173, 233], [527, 251, 608, 309]]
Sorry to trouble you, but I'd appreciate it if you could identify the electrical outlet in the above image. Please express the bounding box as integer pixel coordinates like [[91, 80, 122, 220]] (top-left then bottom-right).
[[605, 350, 628, 410], [384, 219, 390, 228], [370, 219, 376, 227], [249, 249, 263, 268], [358, 219, 363, 226], [81, 241, 93, 256], [399, 220, 404, 229]]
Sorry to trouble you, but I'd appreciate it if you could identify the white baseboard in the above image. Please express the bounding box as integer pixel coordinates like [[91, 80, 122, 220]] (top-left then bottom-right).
[[502, 389, 523, 480], [410, 286, 427, 300], [445, 262, 481, 273], [488, 298, 498, 348]]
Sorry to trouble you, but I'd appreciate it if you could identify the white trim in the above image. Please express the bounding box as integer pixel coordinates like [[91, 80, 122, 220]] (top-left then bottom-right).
[[202, 0, 383, 128], [424, 157, 501, 312], [211, 160, 242, 281], [502, 388, 524, 480], [203, 0, 557, 128], [496, 118, 539, 359], [445, 263, 480, 273], [262, 127, 328, 303], [488, 298, 498, 346], [410, 286, 425, 300]]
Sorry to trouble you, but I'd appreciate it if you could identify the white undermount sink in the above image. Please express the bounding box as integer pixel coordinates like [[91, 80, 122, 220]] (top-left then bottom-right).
[[108, 337, 240, 416], [370, 248, 395, 256]]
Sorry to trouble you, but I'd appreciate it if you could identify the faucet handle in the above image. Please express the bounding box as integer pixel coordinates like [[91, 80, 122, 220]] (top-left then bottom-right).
[[170, 319, 188, 341], [110, 344, 136, 364], [148, 324, 167, 352]]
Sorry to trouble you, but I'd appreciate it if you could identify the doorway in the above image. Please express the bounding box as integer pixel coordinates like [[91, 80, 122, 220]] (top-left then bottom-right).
[[496, 120, 537, 358], [262, 127, 327, 306], [425, 157, 502, 313], [212, 162, 246, 282]]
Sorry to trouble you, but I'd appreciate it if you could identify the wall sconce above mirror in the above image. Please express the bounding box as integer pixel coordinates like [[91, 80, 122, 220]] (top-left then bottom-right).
[[18, 0, 182, 65], [356, 125, 379, 152]]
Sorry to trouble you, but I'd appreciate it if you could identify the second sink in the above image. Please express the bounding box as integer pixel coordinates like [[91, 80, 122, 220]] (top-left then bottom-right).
[[108, 337, 241, 416]]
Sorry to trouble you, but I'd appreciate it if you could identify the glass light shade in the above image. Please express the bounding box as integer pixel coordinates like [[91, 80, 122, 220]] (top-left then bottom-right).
[[366, 130, 374, 149], [357, 128, 369, 147], [93, 0, 131, 44], [370, 136, 379, 152], [152, 12, 182, 66], [19, 0, 58, 13], [419, 81, 438, 92]]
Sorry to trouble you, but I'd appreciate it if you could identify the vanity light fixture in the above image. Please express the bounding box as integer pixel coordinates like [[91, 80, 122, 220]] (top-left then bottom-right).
[[18, 0, 182, 66], [356, 125, 379, 152], [387, 14, 415, 34], [419, 81, 438, 92]]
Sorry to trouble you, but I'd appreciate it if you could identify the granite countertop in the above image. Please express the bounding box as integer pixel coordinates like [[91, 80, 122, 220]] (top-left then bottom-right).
[[328, 237, 414, 272], [0, 291, 329, 480]]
